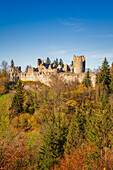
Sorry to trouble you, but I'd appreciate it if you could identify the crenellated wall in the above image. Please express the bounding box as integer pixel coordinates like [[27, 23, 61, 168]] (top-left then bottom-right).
[[73, 55, 85, 74]]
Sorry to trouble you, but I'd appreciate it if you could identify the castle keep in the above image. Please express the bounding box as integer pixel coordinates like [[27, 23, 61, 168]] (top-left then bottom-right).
[[10, 55, 96, 86], [73, 55, 85, 73]]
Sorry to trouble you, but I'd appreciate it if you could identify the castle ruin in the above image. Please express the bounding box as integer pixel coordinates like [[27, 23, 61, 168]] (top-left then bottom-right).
[[10, 55, 97, 86]]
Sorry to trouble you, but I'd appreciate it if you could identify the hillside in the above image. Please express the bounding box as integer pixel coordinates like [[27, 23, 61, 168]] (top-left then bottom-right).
[[0, 58, 113, 169], [0, 92, 15, 137]]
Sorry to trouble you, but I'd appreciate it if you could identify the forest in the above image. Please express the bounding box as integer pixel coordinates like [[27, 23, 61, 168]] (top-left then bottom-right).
[[0, 58, 113, 169]]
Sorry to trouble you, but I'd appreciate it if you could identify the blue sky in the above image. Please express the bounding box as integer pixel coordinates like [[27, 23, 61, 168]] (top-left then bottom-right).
[[0, 0, 113, 71]]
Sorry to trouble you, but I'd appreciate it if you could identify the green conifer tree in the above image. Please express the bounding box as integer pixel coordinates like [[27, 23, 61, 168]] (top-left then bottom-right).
[[70, 60, 73, 66], [97, 57, 111, 88], [65, 106, 87, 153], [54, 58, 58, 67], [102, 90, 108, 109], [39, 112, 67, 169], [77, 106, 87, 140], [65, 114, 79, 154], [24, 91, 35, 114], [110, 63, 113, 93], [82, 69, 91, 87], [46, 57, 51, 64], [59, 58, 64, 68], [11, 59, 14, 67], [10, 80, 24, 117], [86, 102, 113, 162]]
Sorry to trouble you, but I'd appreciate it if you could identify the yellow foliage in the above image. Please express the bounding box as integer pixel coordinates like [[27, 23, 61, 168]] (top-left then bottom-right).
[[11, 113, 37, 131], [0, 86, 6, 94]]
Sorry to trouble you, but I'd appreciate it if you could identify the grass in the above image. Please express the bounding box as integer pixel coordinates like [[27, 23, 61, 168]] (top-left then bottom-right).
[[0, 90, 40, 148], [0, 92, 15, 137]]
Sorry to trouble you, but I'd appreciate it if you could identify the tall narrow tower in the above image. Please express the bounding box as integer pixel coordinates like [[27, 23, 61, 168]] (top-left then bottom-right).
[[73, 55, 85, 74]]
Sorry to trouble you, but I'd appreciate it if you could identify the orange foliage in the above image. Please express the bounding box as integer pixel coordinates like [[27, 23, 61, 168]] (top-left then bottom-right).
[[0, 138, 28, 170], [53, 143, 113, 170]]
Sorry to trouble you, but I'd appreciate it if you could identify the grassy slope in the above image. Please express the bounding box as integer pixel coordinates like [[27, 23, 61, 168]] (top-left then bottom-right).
[[0, 91, 40, 148], [0, 92, 15, 137]]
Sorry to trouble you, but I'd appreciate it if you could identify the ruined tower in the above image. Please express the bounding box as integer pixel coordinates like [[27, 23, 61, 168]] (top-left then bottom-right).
[[10, 66, 21, 81], [73, 55, 85, 74]]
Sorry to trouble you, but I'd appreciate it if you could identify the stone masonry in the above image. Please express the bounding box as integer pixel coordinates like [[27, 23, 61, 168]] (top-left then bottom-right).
[[10, 55, 97, 87]]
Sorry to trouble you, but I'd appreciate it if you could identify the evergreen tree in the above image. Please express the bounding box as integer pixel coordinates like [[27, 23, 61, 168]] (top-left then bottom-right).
[[11, 59, 14, 67], [70, 60, 73, 66], [59, 58, 64, 68], [39, 113, 67, 169], [102, 90, 108, 109], [77, 106, 87, 140], [10, 80, 24, 117], [46, 57, 51, 64], [82, 69, 91, 87], [110, 63, 113, 93], [65, 114, 79, 154], [86, 103, 113, 162], [97, 57, 111, 88], [54, 58, 58, 67], [65, 106, 87, 153], [24, 91, 35, 114]]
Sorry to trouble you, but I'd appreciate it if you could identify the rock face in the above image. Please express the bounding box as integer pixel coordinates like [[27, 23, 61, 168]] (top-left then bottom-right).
[[10, 55, 97, 87]]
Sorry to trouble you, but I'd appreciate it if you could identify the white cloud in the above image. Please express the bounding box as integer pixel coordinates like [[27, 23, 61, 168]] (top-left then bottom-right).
[[58, 18, 85, 32], [91, 34, 113, 38], [87, 52, 113, 59], [50, 50, 67, 56]]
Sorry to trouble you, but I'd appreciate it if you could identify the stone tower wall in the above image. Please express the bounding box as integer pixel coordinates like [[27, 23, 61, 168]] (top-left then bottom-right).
[[73, 55, 85, 74], [10, 66, 21, 81], [27, 67, 34, 74]]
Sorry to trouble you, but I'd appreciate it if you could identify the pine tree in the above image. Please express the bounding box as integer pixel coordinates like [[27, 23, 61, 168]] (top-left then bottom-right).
[[110, 63, 113, 93], [59, 58, 64, 68], [65, 106, 87, 154], [11, 59, 14, 67], [24, 91, 35, 114], [86, 101, 113, 164], [39, 112, 67, 169], [102, 90, 108, 109], [70, 60, 73, 66], [54, 58, 58, 67], [10, 80, 24, 116], [46, 57, 51, 64], [65, 114, 79, 154], [97, 57, 111, 88], [82, 69, 91, 87], [77, 106, 87, 140]]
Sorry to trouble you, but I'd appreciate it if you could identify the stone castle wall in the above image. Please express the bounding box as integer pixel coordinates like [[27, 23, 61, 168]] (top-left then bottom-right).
[[10, 55, 97, 87], [73, 55, 85, 73], [59, 72, 96, 87], [13, 71, 96, 87]]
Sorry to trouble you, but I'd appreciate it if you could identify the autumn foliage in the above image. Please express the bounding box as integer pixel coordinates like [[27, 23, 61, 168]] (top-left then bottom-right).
[[0, 58, 113, 169]]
